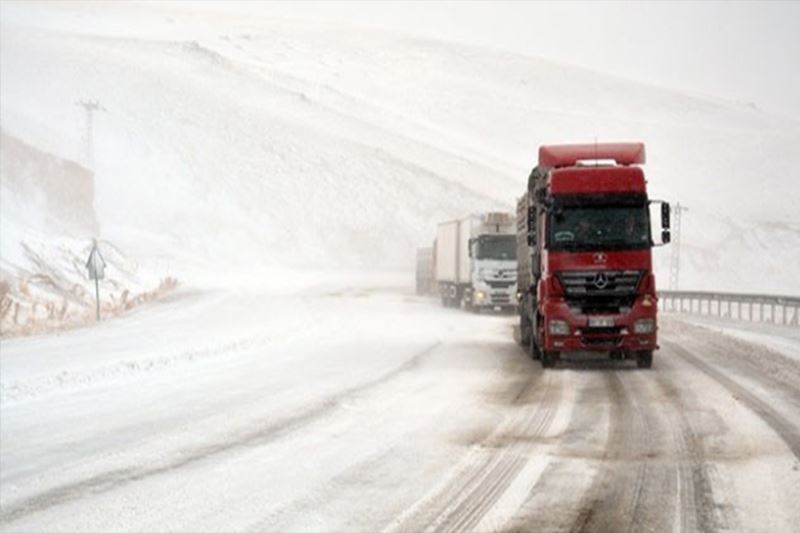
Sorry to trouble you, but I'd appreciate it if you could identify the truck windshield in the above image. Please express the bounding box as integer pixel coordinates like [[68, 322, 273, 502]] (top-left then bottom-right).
[[549, 206, 650, 251], [475, 235, 517, 260]]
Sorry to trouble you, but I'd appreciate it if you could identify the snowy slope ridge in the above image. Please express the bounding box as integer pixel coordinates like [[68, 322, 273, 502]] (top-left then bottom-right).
[[1, 2, 798, 292]]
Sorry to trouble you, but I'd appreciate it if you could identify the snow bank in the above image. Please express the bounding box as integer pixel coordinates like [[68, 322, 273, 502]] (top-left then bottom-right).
[[0, 232, 177, 338]]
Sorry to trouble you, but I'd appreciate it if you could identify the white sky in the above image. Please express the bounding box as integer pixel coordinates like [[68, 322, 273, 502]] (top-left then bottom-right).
[[253, 1, 800, 122]]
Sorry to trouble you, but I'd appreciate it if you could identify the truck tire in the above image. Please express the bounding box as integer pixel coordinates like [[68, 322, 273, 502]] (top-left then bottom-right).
[[529, 314, 544, 360], [637, 350, 653, 369], [519, 315, 531, 346], [529, 336, 541, 360], [541, 350, 557, 368]]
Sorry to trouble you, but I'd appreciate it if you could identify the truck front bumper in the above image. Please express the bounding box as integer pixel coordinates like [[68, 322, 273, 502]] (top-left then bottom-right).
[[541, 299, 657, 352], [472, 287, 516, 310]]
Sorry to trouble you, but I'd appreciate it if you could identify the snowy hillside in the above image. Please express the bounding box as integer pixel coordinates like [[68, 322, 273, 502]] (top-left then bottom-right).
[[1, 2, 798, 293]]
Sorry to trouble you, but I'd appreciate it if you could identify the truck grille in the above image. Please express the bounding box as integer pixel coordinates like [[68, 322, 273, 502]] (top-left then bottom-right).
[[581, 326, 623, 335], [557, 270, 643, 314], [581, 336, 623, 348], [487, 280, 515, 289]]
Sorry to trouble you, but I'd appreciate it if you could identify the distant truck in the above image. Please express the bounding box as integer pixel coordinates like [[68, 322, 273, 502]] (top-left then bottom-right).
[[516, 143, 670, 368], [415, 246, 435, 295], [435, 212, 517, 311]]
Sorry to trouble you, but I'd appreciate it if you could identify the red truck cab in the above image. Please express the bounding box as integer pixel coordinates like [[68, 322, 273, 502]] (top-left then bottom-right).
[[517, 143, 670, 368]]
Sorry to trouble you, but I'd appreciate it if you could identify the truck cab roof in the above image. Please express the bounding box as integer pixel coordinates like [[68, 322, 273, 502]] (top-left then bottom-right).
[[539, 143, 645, 168]]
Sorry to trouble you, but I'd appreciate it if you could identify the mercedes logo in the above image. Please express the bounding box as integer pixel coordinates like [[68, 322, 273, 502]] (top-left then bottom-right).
[[593, 272, 609, 289]]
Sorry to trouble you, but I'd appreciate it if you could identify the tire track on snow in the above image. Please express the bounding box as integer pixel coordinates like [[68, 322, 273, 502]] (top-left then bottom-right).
[[665, 340, 800, 461], [391, 368, 563, 532]]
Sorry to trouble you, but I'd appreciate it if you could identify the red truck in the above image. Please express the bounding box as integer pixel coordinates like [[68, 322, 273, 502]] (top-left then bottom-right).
[[516, 143, 670, 368]]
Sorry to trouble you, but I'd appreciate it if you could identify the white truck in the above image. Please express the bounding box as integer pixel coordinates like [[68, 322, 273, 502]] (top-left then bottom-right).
[[435, 212, 517, 311]]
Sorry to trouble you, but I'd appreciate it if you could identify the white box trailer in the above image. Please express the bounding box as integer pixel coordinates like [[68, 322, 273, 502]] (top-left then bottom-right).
[[434, 219, 468, 285], [435, 213, 517, 310]]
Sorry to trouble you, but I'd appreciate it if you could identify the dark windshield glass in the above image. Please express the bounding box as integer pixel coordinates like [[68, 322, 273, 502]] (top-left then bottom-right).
[[549, 206, 650, 251], [475, 235, 517, 260]]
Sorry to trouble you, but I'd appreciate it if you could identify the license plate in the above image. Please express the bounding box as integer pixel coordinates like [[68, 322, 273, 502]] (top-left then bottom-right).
[[588, 317, 615, 328]]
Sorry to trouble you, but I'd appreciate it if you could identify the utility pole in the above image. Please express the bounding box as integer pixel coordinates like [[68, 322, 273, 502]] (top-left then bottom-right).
[[75, 99, 105, 169], [669, 202, 689, 290], [94, 273, 100, 320], [77, 101, 106, 320]]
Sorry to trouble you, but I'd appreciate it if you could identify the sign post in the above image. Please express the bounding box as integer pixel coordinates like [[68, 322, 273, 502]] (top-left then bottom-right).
[[85, 239, 106, 320]]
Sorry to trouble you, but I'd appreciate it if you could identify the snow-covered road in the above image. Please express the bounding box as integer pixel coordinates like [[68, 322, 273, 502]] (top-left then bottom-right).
[[1, 279, 799, 532]]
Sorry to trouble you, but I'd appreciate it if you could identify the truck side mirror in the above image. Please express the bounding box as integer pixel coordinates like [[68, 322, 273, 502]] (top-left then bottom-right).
[[650, 200, 672, 246], [527, 206, 536, 246], [468, 238, 474, 258]]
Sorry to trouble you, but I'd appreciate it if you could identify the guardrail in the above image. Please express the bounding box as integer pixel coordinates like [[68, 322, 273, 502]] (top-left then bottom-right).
[[658, 290, 800, 327]]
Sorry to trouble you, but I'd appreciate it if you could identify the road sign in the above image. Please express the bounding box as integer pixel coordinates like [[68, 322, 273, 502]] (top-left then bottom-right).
[[86, 240, 105, 320], [86, 240, 105, 280]]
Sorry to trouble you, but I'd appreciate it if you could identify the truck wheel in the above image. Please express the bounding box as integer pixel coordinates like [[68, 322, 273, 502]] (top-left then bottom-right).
[[446, 290, 456, 307], [541, 351, 557, 368], [528, 331, 541, 360], [529, 315, 543, 360], [637, 350, 653, 369], [519, 315, 531, 346]]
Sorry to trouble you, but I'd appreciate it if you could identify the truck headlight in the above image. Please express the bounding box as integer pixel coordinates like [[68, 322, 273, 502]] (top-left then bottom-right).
[[474, 290, 486, 302], [548, 320, 569, 335], [634, 318, 655, 334]]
